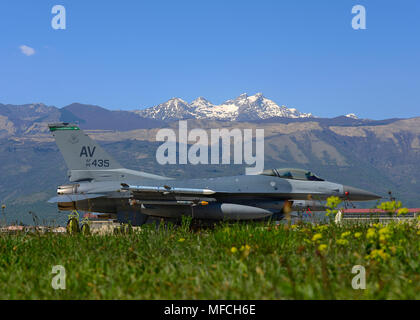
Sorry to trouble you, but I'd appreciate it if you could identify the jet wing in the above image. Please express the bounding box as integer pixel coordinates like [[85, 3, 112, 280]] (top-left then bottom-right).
[[47, 194, 106, 203]]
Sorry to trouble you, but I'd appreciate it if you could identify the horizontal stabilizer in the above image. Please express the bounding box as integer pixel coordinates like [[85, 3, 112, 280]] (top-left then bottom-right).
[[48, 194, 106, 203]]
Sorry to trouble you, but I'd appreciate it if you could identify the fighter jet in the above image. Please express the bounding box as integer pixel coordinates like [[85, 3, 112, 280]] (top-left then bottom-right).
[[47, 123, 381, 225]]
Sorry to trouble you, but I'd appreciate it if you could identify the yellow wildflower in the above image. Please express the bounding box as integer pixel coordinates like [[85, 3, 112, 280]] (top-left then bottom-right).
[[178, 238, 185, 242], [336, 239, 349, 246], [378, 226, 391, 235], [231, 246, 238, 253], [312, 233, 323, 242], [318, 244, 328, 253], [397, 208, 409, 216], [378, 226, 392, 243], [366, 228, 376, 239], [377, 200, 402, 214], [354, 232, 362, 238], [316, 225, 328, 232], [369, 249, 390, 261], [341, 231, 351, 238], [240, 245, 251, 258]]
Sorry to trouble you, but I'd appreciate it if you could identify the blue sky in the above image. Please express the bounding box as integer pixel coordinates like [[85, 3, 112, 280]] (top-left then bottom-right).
[[0, 0, 419, 119]]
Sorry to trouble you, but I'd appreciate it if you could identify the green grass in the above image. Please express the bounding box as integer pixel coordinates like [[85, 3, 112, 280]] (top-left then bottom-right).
[[0, 219, 419, 299]]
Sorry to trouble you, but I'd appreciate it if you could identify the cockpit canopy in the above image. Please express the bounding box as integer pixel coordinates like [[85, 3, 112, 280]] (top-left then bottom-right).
[[259, 168, 324, 181]]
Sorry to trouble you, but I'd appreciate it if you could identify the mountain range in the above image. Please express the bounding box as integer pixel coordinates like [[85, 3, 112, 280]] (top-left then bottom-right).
[[134, 93, 314, 121], [0, 93, 364, 138], [0, 93, 363, 138]]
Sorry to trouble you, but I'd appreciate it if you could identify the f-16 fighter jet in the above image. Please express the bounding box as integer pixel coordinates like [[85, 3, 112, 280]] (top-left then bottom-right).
[[48, 123, 380, 225]]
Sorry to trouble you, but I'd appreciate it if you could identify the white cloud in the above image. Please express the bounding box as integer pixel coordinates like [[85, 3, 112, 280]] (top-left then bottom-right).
[[19, 45, 35, 56]]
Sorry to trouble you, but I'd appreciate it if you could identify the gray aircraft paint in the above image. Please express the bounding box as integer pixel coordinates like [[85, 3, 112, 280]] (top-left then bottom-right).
[[48, 123, 381, 225]]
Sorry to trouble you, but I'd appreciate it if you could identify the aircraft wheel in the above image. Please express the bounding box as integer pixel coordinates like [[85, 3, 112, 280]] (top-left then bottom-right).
[[66, 217, 80, 235]]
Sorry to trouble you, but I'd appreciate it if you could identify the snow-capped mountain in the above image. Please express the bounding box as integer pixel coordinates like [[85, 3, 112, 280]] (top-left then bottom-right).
[[134, 93, 313, 121], [137, 98, 195, 121], [345, 113, 359, 119]]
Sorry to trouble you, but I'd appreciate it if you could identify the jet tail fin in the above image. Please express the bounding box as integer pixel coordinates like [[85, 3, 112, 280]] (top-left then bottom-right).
[[49, 123, 122, 171], [48, 123, 169, 182]]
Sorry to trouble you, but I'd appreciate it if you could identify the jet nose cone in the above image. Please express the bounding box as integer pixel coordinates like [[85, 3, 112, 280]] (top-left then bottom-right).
[[343, 186, 381, 201]]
